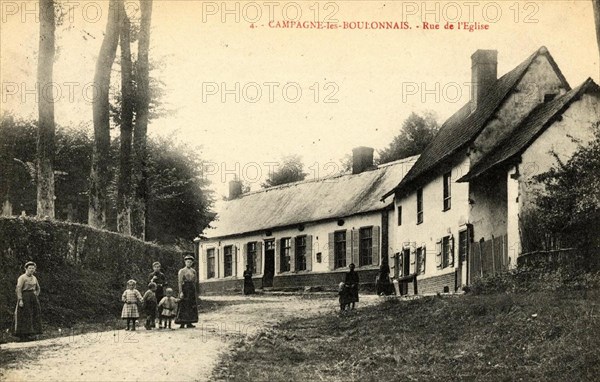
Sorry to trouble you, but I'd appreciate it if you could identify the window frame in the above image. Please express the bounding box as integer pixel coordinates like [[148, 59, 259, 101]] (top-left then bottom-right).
[[334, 230, 347, 269], [443, 172, 452, 211], [223, 245, 233, 277], [417, 188, 424, 225], [247, 241, 257, 274], [359, 226, 373, 266], [442, 236, 451, 269], [280, 237, 291, 273], [295, 236, 307, 271], [397, 205, 402, 226], [207, 247, 215, 279]]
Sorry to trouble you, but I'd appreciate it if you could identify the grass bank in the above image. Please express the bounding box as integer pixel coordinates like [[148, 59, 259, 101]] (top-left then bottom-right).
[[212, 288, 600, 381]]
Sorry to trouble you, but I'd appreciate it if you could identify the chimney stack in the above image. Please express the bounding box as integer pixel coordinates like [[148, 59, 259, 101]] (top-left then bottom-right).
[[228, 179, 243, 200], [352, 146, 374, 174], [471, 49, 498, 112]]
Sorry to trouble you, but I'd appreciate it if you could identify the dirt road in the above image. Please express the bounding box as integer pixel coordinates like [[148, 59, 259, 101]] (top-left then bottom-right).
[[1, 294, 378, 382]]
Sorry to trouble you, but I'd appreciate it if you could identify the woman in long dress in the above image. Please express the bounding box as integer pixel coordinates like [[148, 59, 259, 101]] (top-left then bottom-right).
[[14, 261, 43, 341], [243, 265, 255, 295], [175, 254, 199, 328]]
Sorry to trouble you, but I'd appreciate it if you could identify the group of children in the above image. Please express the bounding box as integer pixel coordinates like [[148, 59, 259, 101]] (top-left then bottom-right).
[[120, 262, 178, 331]]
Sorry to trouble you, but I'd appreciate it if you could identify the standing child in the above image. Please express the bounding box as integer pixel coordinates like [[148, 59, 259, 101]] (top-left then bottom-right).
[[158, 288, 178, 330], [143, 282, 158, 330], [121, 279, 143, 331], [149, 261, 167, 328]]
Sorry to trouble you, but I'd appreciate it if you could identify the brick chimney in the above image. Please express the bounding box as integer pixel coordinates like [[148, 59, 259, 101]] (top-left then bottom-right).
[[228, 179, 242, 200], [352, 146, 374, 174], [471, 49, 498, 112]]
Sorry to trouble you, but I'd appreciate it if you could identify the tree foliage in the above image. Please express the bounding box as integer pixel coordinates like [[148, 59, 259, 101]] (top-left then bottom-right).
[[378, 111, 440, 164], [0, 114, 213, 246], [261, 154, 307, 188]]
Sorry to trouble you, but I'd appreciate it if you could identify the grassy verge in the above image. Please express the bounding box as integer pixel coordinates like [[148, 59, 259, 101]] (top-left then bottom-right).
[[212, 289, 600, 381]]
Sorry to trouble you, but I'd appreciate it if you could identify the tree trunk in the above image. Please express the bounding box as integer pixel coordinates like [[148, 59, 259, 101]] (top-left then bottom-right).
[[132, 0, 153, 240], [117, 8, 134, 235], [37, 0, 56, 219], [89, 0, 121, 228], [594, 0, 600, 61]]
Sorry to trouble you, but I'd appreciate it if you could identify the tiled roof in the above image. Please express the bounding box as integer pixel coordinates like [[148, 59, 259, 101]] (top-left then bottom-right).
[[458, 78, 599, 182], [382, 46, 570, 199], [206, 156, 418, 239]]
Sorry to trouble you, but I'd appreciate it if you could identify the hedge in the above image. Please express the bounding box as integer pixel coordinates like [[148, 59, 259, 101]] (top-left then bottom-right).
[[0, 217, 186, 334]]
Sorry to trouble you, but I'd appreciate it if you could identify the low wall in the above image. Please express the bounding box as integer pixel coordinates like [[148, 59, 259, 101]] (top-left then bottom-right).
[[402, 272, 457, 296], [0, 217, 184, 333], [199, 268, 380, 294]]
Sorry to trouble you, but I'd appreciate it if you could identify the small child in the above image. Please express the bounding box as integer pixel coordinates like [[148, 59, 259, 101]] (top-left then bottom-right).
[[149, 261, 167, 328], [338, 282, 351, 312], [158, 288, 178, 329], [121, 279, 144, 331], [143, 282, 158, 330]]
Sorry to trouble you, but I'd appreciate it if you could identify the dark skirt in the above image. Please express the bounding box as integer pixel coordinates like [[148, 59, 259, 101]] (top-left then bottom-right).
[[14, 291, 42, 337], [243, 277, 255, 295], [175, 281, 198, 324], [349, 285, 359, 303]]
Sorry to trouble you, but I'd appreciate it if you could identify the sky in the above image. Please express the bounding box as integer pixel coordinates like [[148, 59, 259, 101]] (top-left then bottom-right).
[[1, 0, 599, 198]]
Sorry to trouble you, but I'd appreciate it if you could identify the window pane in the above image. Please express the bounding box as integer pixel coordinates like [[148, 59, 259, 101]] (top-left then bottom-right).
[[359, 227, 373, 266], [334, 231, 346, 269], [224, 246, 233, 277]]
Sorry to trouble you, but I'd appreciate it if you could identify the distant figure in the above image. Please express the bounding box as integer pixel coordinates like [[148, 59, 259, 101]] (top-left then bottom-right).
[[14, 261, 42, 341], [344, 263, 359, 310], [158, 288, 178, 330], [376, 262, 393, 295], [243, 265, 255, 295], [121, 279, 144, 331], [338, 282, 352, 311], [149, 261, 167, 328], [143, 282, 158, 330], [175, 255, 199, 328]]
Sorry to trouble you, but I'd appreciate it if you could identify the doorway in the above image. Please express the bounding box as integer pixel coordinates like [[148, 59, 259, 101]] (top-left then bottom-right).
[[263, 239, 275, 287]]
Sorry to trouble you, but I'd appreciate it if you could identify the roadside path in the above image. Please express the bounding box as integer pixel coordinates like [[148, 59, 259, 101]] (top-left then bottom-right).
[[1, 295, 379, 382]]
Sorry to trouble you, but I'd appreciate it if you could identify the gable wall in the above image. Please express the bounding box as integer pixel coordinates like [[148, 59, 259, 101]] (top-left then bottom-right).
[[507, 92, 600, 257]]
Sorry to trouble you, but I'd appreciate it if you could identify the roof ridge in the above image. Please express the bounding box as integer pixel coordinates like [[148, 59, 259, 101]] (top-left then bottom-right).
[[382, 46, 561, 199]]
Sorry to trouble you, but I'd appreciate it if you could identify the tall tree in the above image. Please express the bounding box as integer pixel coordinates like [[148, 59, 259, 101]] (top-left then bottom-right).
[[378, 111, 439, 164], [36, 0, 56, 218], [89, 0, 121, 228], [117, 6, 134, 235], [594, 0, 600, 61], [132, 0, 154, 239]]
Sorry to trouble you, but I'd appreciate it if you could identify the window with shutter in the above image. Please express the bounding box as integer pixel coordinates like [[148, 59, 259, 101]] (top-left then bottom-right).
[[295, 236, 307, 271], [442, 236, 451, 268], [410, 245, 416, 274], [280, 238, 291, 272]]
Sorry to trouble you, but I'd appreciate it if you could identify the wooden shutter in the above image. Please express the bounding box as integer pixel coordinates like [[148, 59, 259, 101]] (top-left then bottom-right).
[[243, 243, 248, 269], [217, 248, 222, 278], [436, 239, 442, 269], [346, 230, 352, 267], [351, 229, 359, 266], [449, 235, 455, 267], [421, 245, 426, 274], [275, 239, 281, 274], [306, 235, 313, 271], [202, 246, 208, 280], [328, 232, 335, 270], [372, 226, 380, 266], [232, 245, 238, 277], [289, 237, 296, 272], [256, 241, 263, 275], [410, 245, 416, 274]]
